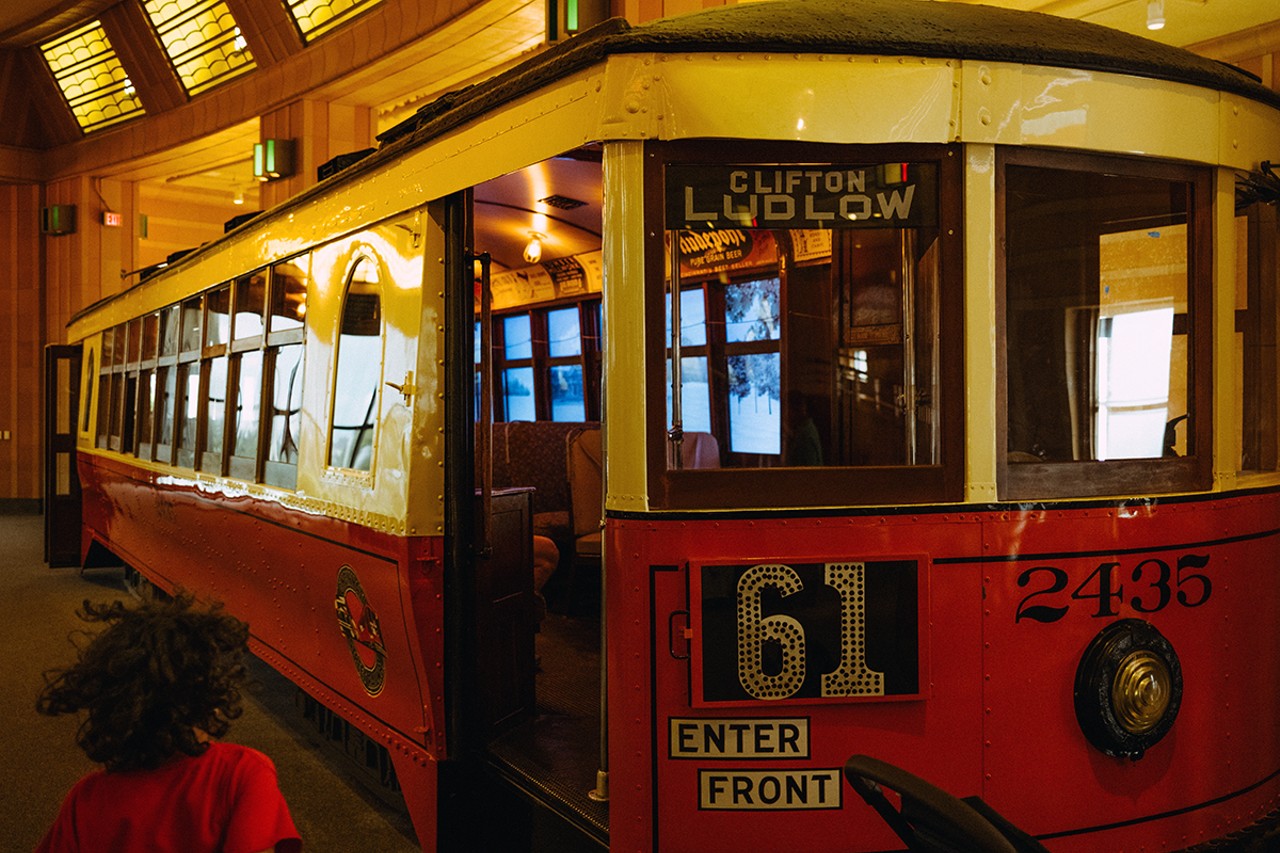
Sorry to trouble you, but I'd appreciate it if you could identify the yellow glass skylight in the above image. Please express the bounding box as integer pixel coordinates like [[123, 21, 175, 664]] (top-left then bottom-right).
[[41, 21, 145, 133], [286, 0, 384, 43], [141, 0, 254, 95]]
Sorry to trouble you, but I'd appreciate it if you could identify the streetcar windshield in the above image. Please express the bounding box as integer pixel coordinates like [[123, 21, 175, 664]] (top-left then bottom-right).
[[999, 151, 1213, 499], [653, 144, 964, 508]]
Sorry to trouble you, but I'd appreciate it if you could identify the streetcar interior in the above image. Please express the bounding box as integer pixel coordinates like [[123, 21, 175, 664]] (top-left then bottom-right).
[[469, 150, 608, 839]]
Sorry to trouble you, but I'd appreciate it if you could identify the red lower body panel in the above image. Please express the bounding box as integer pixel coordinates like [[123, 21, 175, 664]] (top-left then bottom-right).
[[609, 490, 1280, 852], [78, 453, 444, 851]]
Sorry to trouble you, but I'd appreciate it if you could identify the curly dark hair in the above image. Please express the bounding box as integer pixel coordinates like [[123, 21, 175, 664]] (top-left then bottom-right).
[[36, 593, 250, 772]]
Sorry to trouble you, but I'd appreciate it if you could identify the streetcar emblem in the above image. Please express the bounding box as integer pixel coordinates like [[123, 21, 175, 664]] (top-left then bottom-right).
[[336, 565, 387, 696]]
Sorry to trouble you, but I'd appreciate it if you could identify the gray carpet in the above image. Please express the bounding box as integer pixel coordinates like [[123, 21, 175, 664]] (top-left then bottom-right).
[[0, 513, 420, 852]]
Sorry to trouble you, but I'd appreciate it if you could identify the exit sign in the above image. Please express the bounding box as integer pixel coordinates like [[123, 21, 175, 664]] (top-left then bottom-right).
[[102, 211, 123, 227]]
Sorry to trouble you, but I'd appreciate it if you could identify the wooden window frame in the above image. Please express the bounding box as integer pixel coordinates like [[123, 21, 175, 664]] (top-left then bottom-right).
[[645, 140, 966, 510], [490, 297, 602, 423], [995, 148, 1214, 500]]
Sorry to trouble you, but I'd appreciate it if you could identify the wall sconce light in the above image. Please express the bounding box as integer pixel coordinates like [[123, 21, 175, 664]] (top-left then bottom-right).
[[523, 232, 546, 265], [233, 191, 244, 205], [1146, 0, 1165, 30], [253, 138, 295, 181]]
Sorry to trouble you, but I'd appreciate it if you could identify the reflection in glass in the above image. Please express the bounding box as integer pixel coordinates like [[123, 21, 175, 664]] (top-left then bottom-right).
[[161, 305, 180, 356], [234, 273, 266, 339], [270, 262, 308, 333], [126, 318, 142, 364], [157, 366, 176, 446], [177, 363, 201, 467], [201, 356, 228, 466], [1005, 165, 1190, 462], [663, 209, 940, 470], [138, 369, 156, 447], [268, 344, 303, 465], [142, 313, 159, 360], [206, 286, 231, 347], [329, 260, 381, 470], [181, 298, 202, 352], [233, 351, 263, 459]]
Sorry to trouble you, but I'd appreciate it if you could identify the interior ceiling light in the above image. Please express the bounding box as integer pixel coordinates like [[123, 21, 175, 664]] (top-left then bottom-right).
[[1147, 0, 1165, 31], [523, 232, 546, 265]]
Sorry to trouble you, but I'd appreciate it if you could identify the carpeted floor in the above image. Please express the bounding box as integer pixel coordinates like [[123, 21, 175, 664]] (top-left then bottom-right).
[[0, 512, 420, 852]]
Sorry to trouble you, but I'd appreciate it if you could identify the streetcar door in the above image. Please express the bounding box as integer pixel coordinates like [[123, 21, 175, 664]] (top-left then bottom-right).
[[443, 155, 610, 850], [44, 343, 82, 567]]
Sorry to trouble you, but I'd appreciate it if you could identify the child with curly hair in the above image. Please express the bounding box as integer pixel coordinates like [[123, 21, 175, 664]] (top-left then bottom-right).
[[35, 594, 301, 853]]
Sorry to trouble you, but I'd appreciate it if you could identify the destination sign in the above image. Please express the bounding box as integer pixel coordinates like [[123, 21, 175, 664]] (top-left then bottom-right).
[[667, 163, 937, 230], [694, 560, 921, 705]]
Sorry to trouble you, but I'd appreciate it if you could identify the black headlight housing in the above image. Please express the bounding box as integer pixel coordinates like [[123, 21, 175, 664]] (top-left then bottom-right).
[[1074, 619, 1183, 760]]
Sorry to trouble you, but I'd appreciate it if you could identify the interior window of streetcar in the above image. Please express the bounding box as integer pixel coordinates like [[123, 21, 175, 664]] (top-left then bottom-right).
[[999, 150, 1211, 498], [655, 145, 962, 508], [486, 300, 601, 422]]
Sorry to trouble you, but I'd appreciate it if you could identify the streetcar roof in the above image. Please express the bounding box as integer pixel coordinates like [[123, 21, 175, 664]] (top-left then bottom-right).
[[379, 0, 1279, 148], [70, 0, 1277, 327]]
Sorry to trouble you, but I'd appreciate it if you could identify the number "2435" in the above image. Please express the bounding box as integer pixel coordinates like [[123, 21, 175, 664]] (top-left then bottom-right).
[[1015, 554, 1211, 623]]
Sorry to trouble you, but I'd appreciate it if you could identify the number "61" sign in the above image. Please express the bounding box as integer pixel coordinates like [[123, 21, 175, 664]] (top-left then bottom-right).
[[693, 560, 921, 706]]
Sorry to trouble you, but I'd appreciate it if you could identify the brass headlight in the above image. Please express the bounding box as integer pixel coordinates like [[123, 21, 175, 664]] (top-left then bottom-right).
[[1074, 619, 1182, 760]]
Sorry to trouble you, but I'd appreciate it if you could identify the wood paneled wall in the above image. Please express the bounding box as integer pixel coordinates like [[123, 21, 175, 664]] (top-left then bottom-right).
[[0, 183, 43, 502]]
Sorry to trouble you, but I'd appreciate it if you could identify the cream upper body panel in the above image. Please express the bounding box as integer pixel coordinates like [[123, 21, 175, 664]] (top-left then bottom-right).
[[68, 32, 1280, 528]]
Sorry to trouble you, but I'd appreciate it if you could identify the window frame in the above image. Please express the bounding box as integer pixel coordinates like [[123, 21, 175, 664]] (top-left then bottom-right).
[[326, 254, 383, 474], [262, 258, 308, 489], [645, 140, 966, 510], [995, 147, 1214, 500], [490, 297, 602, 423], [1237, 195, 1279, 475], [198, 285, 232, 474], [153, 304, 181, 465]]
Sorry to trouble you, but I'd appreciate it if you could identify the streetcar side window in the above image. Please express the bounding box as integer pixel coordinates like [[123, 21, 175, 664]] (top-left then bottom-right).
[[229, 271, 269, 482], [136, 312, 160, 460], [264, 258, 307, 489], [328, 256, 382, 472], [175, 296, 203, 469], [199, 286, 232, 474], [652, 143, 964, 508], [108, 325, 126, 451], [81, 348, 96, 435], [999, 151, 1212, 499], [96, 329, 113, 447], [1237, 196, 1279, 473], [154, 304, 181, 464]]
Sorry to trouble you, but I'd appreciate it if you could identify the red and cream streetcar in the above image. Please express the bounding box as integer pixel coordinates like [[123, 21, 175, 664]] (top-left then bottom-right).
[[51, 0, 1280, 849]]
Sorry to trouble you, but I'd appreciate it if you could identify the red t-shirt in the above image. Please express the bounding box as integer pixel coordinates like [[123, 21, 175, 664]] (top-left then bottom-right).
[[36, 741, 301, 853]]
